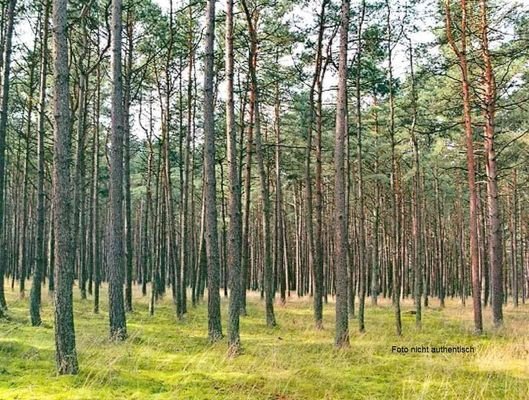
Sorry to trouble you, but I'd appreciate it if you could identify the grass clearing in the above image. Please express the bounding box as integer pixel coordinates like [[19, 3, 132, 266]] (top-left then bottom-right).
[[1, 285, 529, 399]]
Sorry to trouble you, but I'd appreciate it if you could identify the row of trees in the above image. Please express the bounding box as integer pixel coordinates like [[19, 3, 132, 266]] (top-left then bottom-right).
[[0, 0, 528, 373]]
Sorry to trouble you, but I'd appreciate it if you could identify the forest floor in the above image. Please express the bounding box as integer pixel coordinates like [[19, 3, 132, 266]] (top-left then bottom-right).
[[1, 285, 529, 400]]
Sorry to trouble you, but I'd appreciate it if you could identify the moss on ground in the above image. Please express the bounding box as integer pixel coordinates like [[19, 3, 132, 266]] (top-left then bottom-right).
[[1, 286, 528, 399]]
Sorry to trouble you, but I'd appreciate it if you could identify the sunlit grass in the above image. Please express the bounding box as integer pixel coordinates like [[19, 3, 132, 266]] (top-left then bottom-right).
[[1, 284, 529, 399]]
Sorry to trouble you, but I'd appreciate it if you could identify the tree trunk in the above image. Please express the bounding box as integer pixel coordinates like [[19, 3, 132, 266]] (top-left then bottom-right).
[[310, 0, 329, 330], [480, 0, 503, 328], [226, 0, 242, 354], [182, 1, 195, 310], [241, 0, 276, 327], [93, 55, 101, 314], [124, 9, 134, 313], [274, 77, 286, 306], [0, 0, 17, 316], [240, 92, 253, 316], [371, 96, 381, 306], [19, 35, 37, 300], [108, 0, 127, 340], [445, 0, 483, 333], [387, 0, 402, 336], [52, 0, 79, 373], [355, 0, 367, 333], [408, 38, 422, 327], [30, 0, 50, 327], [203, 0, 223, 342], [334, 0, 350, 348]]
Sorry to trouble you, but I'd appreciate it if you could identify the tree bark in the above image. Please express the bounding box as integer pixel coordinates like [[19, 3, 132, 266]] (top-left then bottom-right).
[[310, 0, 329, 330], [355, 0, 367, 333], [480, 0, 503, 328], [408, 38, 423, 327], [0, 0, 17, 316], [226, 0, 242, 355], [203, 0, 223, 342], [241, 0, 276, 327], [334, 0, 350, 348], [30, 0, 50, 327], [274, 76, 286, 306], [445, 0, 483, 333], [387, 0, 402, 336], [108, 0, 127, 340], [93, 55, 102, 314], [52, 0, 79, 373], [124, 9, 134, 313]]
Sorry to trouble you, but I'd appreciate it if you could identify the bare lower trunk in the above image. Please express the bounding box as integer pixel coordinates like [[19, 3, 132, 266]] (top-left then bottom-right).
[[241, 0, 276, 327], [52, 0, 78, 374], [124, 12, 134, 313], [355, 0, 366, 333], [108, 0, 127, 340], [387, 0, 402, 336], [408, 38, 422, 327], [225, 0, 242, 354], [334, 0, 350, 348], [203, 0, 223, 342], [30, 0, 50, 327], [445, 0, 483, 333], [480, 0, 503, 328], [0, 0, 17, 316]]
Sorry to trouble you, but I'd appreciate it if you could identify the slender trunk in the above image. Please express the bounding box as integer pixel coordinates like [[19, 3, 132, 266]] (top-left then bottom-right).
[[240, 79, 253, 316], [408, 38, 422, 326], [273, 77, 286, 306], [182, 1, 194, 310], [0, 0, 17, 316], [30, 0, 50, 326], [226, 0, 242, 354], [93, 56, 101, 314], [311, 0, 329, 330], [108, 0, 127, 340], [241, 1, 276, 327], [355, 0, 366, 333], [19, 47, 37, 299], [203, 0, 223, 341], [512, 170, 518, 307], [445, 0, 483, 333], [142, 95, 154, 306], [387, 0, 402, 336], [52, 0, 79, 373], [334, 0, 350, 348], [371, 96, 381, 306], [73, 29, 88, 300], [124, 10, 134, 313], [480, 0, 503, 328]]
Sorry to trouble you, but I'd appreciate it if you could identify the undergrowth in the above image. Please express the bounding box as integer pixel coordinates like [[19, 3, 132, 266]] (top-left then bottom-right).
[[1, 285, 528, 399]]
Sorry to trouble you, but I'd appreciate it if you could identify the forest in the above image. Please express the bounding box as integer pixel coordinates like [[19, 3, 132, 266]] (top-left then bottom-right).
[[1, 0, 529, 398]]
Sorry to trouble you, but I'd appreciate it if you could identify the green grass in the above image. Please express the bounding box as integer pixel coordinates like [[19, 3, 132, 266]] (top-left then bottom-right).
[[1, 285, 529, 399]]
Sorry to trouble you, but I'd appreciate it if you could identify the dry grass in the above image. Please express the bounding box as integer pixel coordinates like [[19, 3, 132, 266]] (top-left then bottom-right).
[[1, 284, 529, 399]]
